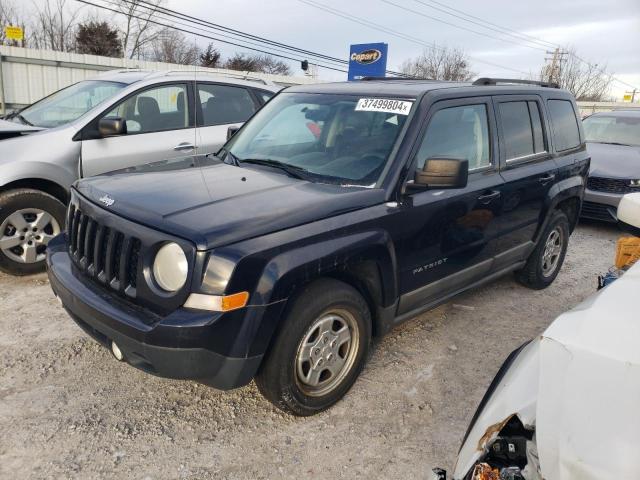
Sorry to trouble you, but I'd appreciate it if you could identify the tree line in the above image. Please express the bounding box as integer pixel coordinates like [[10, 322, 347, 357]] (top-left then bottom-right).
[[0, 0, 292, 75]]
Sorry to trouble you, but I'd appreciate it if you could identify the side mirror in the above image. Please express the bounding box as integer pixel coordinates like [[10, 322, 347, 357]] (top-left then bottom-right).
[[414, 158, 469, 189], [99, 117, 127, 137], [618, 193, 640, 236], [227, 125, 240, 140]]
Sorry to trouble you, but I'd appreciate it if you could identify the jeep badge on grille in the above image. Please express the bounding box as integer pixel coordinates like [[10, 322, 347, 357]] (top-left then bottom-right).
[[99, 195, 115, 207]]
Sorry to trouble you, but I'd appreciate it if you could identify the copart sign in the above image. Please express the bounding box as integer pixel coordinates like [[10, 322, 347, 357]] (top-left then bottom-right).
[[348, 42, 388, 81]]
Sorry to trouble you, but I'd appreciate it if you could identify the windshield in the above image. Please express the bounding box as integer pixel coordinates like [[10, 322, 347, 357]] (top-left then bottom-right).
[[15, 80, 126, 128], [583, 114, 640, 147], [227, 92, 413, 186]]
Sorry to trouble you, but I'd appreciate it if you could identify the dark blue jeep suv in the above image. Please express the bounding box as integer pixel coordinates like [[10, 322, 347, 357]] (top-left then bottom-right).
[[47, 77, 589, 415]]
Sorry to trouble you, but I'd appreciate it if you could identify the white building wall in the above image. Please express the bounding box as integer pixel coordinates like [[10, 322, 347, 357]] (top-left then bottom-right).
[[0, 45, 316, 110]]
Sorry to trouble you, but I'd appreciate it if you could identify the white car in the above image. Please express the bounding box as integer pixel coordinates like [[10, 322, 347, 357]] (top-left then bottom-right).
[[0, 70, 280, 275], [447, 192, 640, 480]]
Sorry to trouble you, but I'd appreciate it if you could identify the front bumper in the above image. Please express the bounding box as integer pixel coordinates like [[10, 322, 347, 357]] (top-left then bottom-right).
[[46, 235, 262, 390], [581, 189, 623, 222]]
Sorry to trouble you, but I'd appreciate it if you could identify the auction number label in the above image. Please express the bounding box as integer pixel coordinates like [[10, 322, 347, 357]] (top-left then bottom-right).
[[355, 98, 413, 115]]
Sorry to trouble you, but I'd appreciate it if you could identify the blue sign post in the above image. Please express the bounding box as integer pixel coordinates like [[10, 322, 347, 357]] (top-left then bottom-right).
[[348, 43, 388, 81]]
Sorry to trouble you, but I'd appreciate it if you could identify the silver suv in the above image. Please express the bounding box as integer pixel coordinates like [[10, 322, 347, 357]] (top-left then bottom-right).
[[0, 70, 281, 275]]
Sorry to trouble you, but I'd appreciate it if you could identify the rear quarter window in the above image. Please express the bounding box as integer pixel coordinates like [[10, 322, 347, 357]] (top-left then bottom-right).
[[547, 99, 581, 151]]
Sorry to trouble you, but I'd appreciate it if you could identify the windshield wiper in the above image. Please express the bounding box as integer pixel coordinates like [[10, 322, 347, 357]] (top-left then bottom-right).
[[240, 158, 309, 180], [16, 114, 33, 126]]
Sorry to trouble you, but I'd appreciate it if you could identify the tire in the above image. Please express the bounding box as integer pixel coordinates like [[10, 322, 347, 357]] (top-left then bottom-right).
[[256, 278, 372, 416], [0, 189, 66, 276], [516, 210, 570, 290]]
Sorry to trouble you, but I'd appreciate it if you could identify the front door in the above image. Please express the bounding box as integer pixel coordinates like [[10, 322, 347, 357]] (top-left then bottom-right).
[[394, 97, 504, 315], [81, 82, 197, 177]]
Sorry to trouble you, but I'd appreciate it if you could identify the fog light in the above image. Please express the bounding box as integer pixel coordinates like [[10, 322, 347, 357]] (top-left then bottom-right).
[[111, 341, 124, 361]]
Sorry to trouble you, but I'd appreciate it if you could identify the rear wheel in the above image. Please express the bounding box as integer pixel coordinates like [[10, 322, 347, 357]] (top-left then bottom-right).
[[0, 189, 66, 275], [256, 278, 371, 416], [516, 210, 569, 289]]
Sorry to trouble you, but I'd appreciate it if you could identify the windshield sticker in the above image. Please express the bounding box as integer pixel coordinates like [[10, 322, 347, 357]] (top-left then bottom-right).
[[355, 98, 413, 115]]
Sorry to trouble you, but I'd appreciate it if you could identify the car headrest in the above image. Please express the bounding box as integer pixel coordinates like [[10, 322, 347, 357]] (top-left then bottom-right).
[[176, 91, 185, 113], [138, 96, 160, 116]]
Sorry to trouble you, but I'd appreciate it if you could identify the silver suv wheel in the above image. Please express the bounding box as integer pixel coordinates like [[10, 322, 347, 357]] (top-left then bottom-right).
[[541, 226, 563, 278], [295, 308, 360, 397], [0, 208, 61, 264]]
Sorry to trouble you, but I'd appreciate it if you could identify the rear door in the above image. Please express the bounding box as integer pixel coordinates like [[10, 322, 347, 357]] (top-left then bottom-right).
[[80, 82, 196, 177], [492, 95, 559, 269], [195, 82, 260, 154], [394, 97, 505, 315]]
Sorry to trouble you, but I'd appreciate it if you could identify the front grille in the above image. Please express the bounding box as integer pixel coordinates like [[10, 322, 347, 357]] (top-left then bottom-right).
[[587, 177, 637, 194], [67, 204, 141, 298], [581, 201, 617, 221]]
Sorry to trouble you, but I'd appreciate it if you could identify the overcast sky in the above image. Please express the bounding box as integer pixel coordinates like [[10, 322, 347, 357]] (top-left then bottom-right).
[[166, 0, 640, 98]]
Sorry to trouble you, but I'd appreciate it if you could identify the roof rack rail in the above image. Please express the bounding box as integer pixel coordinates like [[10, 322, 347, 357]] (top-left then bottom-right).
[[473, 77, 560, 88], [360, 76, 429, 81]]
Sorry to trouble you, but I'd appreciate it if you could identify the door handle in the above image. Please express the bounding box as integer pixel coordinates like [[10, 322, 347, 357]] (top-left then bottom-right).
[[173, 142, 195, 151], [477, 190, 501, 204], [539, 173, 556, 185]]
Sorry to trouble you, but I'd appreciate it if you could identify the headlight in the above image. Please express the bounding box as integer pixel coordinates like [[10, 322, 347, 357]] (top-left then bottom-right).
[[630, 179, 640, 187], [153, 243, 188, 292]]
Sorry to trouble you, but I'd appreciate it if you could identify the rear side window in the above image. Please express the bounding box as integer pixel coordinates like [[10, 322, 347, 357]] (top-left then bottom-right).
[[547, 99, 581, 151], [197, 83, 257, 126], [498, 101, 546, 160]]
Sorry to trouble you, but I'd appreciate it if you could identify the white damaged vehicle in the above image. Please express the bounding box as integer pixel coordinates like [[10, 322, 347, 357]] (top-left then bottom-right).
[[446, 193, 640, 480]]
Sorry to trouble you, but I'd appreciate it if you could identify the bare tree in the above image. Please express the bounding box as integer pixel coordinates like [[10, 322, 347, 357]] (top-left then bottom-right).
[[30, 0, 82, 52], [540, 48, 612, 101], [149, 28, 199, 65], [254, 54, 291, 75], [400, 45, 474, 81], [0, 0, 28, 46], [114, 0, 164, 59], [224, 53, 291, 75]]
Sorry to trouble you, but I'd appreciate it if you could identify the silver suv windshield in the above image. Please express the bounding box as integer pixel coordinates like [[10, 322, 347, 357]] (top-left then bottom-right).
[[583, 114, 640, 147], [14, 80, 126, 128], [227, 92, 413, 186]]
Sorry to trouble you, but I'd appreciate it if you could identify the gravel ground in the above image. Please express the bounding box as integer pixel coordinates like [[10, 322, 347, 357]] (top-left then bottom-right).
[[0, 221, 622, 479]]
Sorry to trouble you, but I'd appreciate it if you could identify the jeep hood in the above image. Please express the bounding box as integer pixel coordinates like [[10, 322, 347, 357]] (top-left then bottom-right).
[[75, 157, 385, 250], [454, 261, 640, 479], [587, 142, 640, 178]]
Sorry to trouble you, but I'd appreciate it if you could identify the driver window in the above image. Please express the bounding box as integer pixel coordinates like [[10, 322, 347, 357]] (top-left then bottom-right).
[[104, 84, 189, 134], [416, 104, 490, 171]]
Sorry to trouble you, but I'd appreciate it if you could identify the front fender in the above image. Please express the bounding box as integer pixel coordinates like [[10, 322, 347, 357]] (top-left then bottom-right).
[[237, 229, 398, 357], [0, 160, 77, 191]]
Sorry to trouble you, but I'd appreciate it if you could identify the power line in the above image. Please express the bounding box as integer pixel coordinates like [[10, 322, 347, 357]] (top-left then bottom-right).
[[74, 0, 351, 74], [101, 0, 349, 70], [129, 0, 352, 67], [117, 0, 412, 77], [409, 0, 559, 50], [295, 0, 530, 76], [379, 0, 549, 53], [405, 0, 639, 90]]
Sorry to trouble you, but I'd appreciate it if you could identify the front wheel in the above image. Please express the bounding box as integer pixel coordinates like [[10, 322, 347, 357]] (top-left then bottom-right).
[[256, 278, 371, 416], [516, 210, 570, 289], [0, 189, 66, 276]]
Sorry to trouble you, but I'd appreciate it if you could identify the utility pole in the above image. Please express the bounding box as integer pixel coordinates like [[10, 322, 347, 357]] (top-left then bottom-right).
[[544, 47, 568, 85]]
